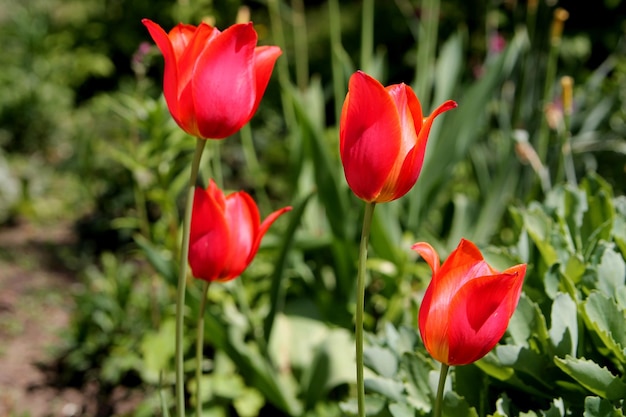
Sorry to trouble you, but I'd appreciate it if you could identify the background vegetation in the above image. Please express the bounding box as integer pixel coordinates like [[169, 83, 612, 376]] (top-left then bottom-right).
[[1, 0, 625, 416]]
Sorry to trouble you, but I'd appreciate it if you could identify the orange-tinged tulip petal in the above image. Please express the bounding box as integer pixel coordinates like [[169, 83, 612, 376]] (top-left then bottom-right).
[[142, 19, 281, 139], [188, 180, 291, 282], [339, 71, 457, 203], [413, 238, 526, 366]]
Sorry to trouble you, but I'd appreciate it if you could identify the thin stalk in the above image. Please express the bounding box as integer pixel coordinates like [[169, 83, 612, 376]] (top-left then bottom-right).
[[433, 363, 450, 417], [360, 0, 374, 73], [560, 76, 576, 185], [356, 202, 376, 417], [195, 280, 211, 417], [175, 138, 206, 417]]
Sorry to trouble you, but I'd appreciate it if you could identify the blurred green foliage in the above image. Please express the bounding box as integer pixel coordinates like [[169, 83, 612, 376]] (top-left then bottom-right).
[[1, 0, 626, 415]]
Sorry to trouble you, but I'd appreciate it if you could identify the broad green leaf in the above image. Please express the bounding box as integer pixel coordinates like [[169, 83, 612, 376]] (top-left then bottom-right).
[[364, 346, 399, 378], [554, 356, 626, 400], [549, 292, 579, 357], [301, 329, 355, 407], [507, 294, 550, 350], [389, 402, 415, 417], [365, 375, 405, 402], [442, 391, 479, 417], [582, 291, 626, 363], [233, 387, 266, 417], [584, 396, 625, 417], [494, 345, 550, 387], [522, 204, 559, 266], [596, 246, 626, 298], [140, 318, 176, 384], [401, 351, 433, 412]]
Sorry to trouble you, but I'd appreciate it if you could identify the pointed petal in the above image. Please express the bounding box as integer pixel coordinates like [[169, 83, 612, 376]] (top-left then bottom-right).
[[446, 269, 525, 365], [142, 19, 181, 124], [193, 23, 258, 139], [340, 71, 402, 202], [188, 181, 230, 281], [220, 191, 260, 280], [389, 93, 452, 200], [247, 205, 292, 266], [249, 45, 282, 119], [411, 242, 440, 275]]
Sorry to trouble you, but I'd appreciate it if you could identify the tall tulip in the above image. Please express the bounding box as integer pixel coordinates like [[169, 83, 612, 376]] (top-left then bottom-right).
[[188, 180, 291, 282], [340, 71, 457, 203], [142, 19, 282, 139], [413, 238, 526, 366]]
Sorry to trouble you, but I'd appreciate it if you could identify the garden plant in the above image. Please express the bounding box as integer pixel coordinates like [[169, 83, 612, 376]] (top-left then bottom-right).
[[1, 0, 625, 416]]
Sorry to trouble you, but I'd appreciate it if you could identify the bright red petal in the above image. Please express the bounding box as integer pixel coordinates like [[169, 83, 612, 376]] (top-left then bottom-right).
[[220, 192, 259, 280], [446, 269, 525, 365], [142, 19, 181, 125], [193, 23, 258, 139], [411, 242, 440, 275], [247, 205, 292, 267], [250, 45, 282, 120], [339, 71, 402, 202], [188, 181, 230, 281]]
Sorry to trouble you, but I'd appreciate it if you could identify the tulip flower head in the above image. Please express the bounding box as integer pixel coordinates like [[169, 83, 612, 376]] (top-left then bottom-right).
[[142, 19, 282, 139], [340, 71, 457, 203], [413, 239, 526, 366], [189, 180, 291, 282]]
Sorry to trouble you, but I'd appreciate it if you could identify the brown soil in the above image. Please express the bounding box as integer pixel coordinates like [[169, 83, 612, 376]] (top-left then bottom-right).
[[0, 221, 141, 417]]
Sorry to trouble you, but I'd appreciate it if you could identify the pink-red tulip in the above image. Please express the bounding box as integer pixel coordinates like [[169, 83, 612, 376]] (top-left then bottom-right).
[[188, 180, 291, 282], [339, 71, 457, 203], [142, 19, 281, 139], [413, 239, 526, 366]]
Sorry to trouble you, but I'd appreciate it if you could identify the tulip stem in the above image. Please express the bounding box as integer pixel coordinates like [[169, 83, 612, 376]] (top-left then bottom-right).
[[195, 280, 211, 417], [433, 363, 449, 417], [356, 202, 376, 417], [176, 138, 206, 417]]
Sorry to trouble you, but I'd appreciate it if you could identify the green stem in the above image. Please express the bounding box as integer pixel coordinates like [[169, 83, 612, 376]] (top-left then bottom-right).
[[176, 138, 206, 417], [360, 0, 374, 73], [195, 280, 211, 417], [356, 202, 376, 417], [433, 363, 450, 417]]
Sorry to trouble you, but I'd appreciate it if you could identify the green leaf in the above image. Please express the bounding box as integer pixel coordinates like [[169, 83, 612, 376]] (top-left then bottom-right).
[[555, 356, 626, 400], [140, 318, 176, 384], [522, 204, 559, 266], [507, 294, 550, 351], [364, 345, 399, 378], [400, 351, 433, 412], [596, 246, 626, 299], [389, 402, 415, 417], [549, 292, 579, 357], [443, 390, 479, 417], [584, 396, 625, 417], [365, 375, 405, 402], [582, 291, 626, 363]]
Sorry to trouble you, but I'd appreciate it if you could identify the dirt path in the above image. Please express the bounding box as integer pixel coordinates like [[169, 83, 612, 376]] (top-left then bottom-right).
[[0, 221, 92, 416]]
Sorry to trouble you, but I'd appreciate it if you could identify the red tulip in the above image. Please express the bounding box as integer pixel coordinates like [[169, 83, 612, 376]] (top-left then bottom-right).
[[188, 180, 291, 282], [142, 19, 281, 139], [339, 71, 457, 203], [412, 239, 526, 366]]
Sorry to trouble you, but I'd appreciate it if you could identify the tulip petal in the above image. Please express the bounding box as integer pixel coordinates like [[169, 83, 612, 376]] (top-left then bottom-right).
[[193, 23, 258, 139], [389, 96, 456, 201], [446, 268, 525, 365], [220, 192, 260, 280], [411, 242, 440, 275], [340, 71, 402, 202], [142, 19, 181, 125], [188, 183, 230, 281], [247, 205, 292, 267], [250, 45, 282, 119]]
